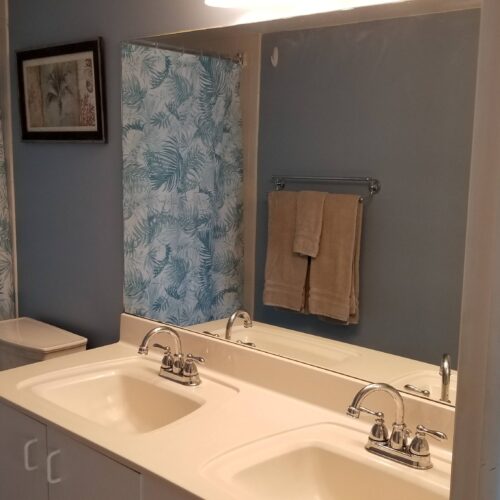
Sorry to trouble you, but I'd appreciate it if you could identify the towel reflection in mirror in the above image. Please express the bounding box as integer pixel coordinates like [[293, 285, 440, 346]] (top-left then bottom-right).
[[263, 190, 362, 324]]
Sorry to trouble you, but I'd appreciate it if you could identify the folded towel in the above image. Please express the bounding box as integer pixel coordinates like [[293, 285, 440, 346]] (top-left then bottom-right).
[[308, 194, 363, 324], [263, 191, 309, 312], [293, 191, 327, 257]]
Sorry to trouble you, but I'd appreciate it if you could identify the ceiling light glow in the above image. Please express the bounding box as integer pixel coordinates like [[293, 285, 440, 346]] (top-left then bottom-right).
[[205, 0, 292, 6], [205, 0, 407, 8]]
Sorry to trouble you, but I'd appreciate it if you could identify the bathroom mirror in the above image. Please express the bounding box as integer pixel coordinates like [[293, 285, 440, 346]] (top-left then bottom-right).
[[122, 0, 480, 406]]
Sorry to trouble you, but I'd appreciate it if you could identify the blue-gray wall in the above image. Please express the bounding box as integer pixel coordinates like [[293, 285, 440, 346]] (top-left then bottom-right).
[[8, 0, 242, 347], [256, 10, 480, 366]]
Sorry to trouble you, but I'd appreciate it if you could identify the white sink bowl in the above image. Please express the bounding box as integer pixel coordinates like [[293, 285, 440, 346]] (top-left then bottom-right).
[[19, 357, 237, 434], [202, 423, 450, 500], [390, 370, 457, 405]]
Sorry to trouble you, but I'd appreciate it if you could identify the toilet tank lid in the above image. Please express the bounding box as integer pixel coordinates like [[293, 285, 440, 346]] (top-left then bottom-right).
[[0, 317, 87, 354]]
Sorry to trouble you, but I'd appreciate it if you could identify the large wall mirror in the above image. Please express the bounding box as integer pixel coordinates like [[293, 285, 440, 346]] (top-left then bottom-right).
[[121, 0, 481, 407]]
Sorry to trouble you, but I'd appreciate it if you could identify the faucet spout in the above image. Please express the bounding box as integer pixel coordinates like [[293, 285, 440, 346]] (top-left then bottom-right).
[[347, 382, 405, 426], [225, 309, 252, 340], [439, 353, 451, 403], [138, 326, 182, 355]]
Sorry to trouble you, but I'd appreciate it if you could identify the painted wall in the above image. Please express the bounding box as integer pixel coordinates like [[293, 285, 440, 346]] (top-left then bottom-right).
[[452, 1, 500, 497], [8, 0, 246, 347], [255, 10, 480, 365]]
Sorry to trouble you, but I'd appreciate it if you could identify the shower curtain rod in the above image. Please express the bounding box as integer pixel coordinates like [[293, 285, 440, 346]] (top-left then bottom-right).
[[132, 39, 244, 65]]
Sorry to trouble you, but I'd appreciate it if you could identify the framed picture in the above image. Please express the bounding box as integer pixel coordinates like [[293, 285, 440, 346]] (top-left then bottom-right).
[[17, 39, 106, 142]]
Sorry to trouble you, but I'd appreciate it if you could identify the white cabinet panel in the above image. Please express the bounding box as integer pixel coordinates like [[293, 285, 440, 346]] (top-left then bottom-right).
[[0, 401, 48, 500], [47, 427, 140, 500]]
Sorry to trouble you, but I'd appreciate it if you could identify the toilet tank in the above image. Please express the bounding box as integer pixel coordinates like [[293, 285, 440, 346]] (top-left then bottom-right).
[[0, 317, 87, 370]]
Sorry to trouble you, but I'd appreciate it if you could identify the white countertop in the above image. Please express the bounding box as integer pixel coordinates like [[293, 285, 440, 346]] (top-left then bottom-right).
[[0, 314, 453, 499]]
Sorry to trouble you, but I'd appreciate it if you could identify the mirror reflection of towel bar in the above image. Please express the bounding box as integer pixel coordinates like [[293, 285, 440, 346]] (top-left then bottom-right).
[[271, 175, 381, 201]]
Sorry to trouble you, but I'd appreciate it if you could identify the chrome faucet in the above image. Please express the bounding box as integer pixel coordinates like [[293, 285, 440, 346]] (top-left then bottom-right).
[[138, 326, 205, 386], [439, 353, 451, 403], [347, 383, 407, 451], [347, 383, 447, 469], [138, 326, 181, 355], [225, 309, 252, 340]]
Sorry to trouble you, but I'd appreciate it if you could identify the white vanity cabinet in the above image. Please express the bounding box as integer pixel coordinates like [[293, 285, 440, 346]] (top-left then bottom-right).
[[0, 401, 140, 500], [141, 472, 199, 500], [0, 401, 48, 500], [46, 427, 140, 500]]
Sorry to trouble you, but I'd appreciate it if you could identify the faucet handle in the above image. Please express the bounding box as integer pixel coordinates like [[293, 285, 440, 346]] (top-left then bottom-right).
[[183, 356, 199, 377], [416, 425, 447, 441], [158, 345, 173, 372], [404, 384, 431, 397], [203, 330, 220, 338], [368, 411, 389, 444], [183, 354, 204, 378], [409, 425, 447, 457], [347, 404, 385, 419], [153, 343, 169, 352], [350, 407, 389, 444], [186, 354, 205, 363]]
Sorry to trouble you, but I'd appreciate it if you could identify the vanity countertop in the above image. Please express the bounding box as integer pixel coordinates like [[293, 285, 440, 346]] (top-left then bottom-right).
[[0, 314, 454, 499]]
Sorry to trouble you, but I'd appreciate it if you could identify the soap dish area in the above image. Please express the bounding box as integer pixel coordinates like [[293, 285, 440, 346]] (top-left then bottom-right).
[[0, 317, 87, 370], [201, 422, 451, 500]]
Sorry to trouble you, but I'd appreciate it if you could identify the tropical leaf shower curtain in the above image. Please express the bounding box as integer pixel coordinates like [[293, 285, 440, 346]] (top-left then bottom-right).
[[0, 114, 14, 320], [121, 43, 244, 326]]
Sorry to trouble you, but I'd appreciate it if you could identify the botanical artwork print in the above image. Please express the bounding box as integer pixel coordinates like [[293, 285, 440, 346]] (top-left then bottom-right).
[[23, 52, 97, 131], [121, 43, 244, 326], [0, 116, 15, 320]]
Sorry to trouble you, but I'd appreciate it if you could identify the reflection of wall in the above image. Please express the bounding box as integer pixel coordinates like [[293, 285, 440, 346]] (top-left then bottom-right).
[[8, 0, 244, 347], [255, 10, 480, 366]]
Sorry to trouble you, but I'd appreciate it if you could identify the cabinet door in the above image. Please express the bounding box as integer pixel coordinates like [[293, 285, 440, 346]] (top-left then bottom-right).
[[141, 472, 199, 500], [47, 426, 140, 500], [0, 401, 48, 500]]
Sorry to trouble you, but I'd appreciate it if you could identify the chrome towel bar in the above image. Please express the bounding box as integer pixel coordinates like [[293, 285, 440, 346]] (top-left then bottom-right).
[[271, 175, 381, 200]]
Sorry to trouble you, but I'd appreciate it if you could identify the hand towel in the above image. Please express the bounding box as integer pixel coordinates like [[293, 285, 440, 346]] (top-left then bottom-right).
[[263, 191, 309, 311], [308, 194, 363, 324], [293, 191, 327, 257]]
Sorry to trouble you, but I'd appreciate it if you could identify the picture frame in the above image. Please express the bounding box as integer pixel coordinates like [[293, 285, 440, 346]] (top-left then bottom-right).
[[17, 38, 107, 142]]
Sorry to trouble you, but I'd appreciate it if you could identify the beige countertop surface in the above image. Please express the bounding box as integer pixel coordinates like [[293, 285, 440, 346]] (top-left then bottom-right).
[[0, 315, 453, 499]]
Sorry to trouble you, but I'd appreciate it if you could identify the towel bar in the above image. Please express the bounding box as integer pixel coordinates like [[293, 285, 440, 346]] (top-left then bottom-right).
[[271, 175, 381, 200]]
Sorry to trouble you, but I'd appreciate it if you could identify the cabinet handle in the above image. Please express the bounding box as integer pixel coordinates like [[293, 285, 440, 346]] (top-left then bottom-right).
[[23, 438, 39, 472], [46, 449, 62, 485]]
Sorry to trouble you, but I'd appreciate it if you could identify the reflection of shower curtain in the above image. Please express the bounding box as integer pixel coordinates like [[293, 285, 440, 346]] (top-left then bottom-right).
[[0, 115, 14, 320], [121, 43, 244, 326]]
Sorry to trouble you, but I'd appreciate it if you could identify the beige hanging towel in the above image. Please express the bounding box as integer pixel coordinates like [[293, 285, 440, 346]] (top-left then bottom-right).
[[308, 194, 363, 324], [293, 191, 327, 257], [263, 191, 309, 311]]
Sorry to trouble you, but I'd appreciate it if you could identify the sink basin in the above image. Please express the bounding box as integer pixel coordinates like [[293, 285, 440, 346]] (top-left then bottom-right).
[[202, 423, 450, 500], [211, 324, 359, 369], [390, 370, 457, 405], [19, 357, 236, 434]]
